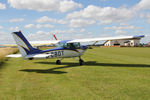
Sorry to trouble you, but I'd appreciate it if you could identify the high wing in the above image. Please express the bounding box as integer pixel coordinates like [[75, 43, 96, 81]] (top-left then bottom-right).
[[67, 35, 145, 43], [29, 40, 60, 46]]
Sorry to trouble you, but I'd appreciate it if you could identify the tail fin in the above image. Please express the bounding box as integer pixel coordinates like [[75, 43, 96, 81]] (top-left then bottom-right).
[[11, 31, 41, 58]]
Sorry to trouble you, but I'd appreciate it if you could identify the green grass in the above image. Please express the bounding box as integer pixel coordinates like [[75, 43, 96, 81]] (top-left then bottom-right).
[[0, 47, 150, 100], [0, 48, 18, 67]]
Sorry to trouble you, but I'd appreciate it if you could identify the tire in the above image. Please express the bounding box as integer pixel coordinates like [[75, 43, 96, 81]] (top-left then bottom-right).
[[56, 60, 61, 65], [79, 59, 84, 65]]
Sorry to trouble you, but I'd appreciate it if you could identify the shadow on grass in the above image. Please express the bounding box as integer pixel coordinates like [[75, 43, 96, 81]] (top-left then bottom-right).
[[19, 62, 79, 74], [35, 61, 150, 68], [85, 61, 150, 67], [0, 61, 4, 67], [20, 69, 67, 74], [0, 59, 7, 69], [19, 61, 150, 74]]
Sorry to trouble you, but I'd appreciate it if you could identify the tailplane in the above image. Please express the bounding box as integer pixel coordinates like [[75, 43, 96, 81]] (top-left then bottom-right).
[[12, 31, 41, 58]]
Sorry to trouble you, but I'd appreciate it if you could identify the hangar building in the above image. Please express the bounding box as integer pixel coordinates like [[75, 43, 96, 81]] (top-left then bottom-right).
[[104, 35, 144, 47]]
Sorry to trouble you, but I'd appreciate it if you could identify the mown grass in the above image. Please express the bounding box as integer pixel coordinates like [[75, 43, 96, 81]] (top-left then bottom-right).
[[0, 47, 150, 100], [0, 48, 18, 66]]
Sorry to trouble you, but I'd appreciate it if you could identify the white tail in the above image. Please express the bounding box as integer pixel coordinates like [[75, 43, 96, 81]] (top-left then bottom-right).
[[11, 31, 41, 59]]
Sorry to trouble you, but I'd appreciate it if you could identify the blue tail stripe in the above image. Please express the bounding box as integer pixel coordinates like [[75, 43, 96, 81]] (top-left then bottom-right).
[[14, 32, 33, 50], [13, 32, 41, 54]]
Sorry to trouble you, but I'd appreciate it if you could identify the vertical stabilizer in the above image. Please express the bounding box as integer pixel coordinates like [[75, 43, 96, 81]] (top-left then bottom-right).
[[11, 31, 41, 58]]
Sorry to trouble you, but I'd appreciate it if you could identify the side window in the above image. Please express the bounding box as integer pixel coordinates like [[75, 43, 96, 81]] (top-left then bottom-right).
[[63, 43, 68, 48], [57, 43, 68, 48], [58, 42, 81, 49], [67, 43, 75, 49], [74, 42, 80, 48]]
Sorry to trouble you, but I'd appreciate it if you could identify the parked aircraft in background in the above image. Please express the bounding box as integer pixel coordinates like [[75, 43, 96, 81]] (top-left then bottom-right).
[[7, 31, 144, 65]]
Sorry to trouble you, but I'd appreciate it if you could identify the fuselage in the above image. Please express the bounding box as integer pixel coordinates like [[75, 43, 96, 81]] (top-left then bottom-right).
[[44, 40, 87, 58], [25, 41, 88, 60], [41, 47, 86, 58]]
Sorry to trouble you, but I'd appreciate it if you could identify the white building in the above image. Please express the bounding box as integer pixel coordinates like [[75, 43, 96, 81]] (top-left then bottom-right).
[[104, 39, 141, 47]]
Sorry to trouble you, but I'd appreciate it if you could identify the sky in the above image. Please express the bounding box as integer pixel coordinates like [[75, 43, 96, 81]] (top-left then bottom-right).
[[0, 0, 150, 44]]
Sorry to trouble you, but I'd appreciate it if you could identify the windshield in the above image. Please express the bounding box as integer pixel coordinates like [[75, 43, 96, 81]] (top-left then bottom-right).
[[58, 42, 80, 49]]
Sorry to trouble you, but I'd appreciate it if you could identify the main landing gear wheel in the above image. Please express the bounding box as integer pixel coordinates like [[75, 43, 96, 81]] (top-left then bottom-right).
[[56, 60, 61, 65], [79, 59, 84, 65]]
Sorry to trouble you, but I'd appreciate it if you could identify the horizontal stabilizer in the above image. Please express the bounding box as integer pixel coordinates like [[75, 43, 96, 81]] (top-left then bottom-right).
[[6, 54, 22, 58], [6, 53, 53, 59], [25, 54, 52, 59]]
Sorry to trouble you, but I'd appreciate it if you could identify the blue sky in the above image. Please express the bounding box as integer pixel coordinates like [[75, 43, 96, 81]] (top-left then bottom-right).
[[0, 0, 150, 44]]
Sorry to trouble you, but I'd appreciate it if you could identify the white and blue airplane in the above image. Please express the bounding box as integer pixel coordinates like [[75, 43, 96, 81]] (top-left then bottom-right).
[[7, 31, 144, 65]]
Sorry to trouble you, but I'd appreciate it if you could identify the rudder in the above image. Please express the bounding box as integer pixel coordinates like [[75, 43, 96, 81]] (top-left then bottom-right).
[[11, 31, 41, 58]]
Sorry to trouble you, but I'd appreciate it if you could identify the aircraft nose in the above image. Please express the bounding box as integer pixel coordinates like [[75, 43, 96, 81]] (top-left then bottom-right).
[[81, 45, 88, 50]]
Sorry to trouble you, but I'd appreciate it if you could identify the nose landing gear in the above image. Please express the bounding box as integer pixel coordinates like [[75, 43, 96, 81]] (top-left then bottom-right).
[[79, 57, 84, 65]]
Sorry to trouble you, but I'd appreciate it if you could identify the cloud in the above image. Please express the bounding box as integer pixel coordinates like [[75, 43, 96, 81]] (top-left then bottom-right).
[[36, 16, 67, 24], [0, 26, 3, 29], [24, 24, 35, 28], [104, 24, 143, 35], [65, 0, 150, 27], [69, 18, 95, 27], [140, 13, 150, 23], [9, 18, 24, 23], [104, 25, 142, 30], [80, 28, 86, 32], [67, 5, 135, 25], [36, 16, 54, 23], [8, 0, 82, 12], [26, 29, 98, 41], [51, 28, 76, 34], [135, 0, 150, 10], [9, 26, 20, 31], [0, 31, 14, 44], [40, 24, 55, 28], [24, 24, 55, 29], [27, 29, 77, 41], [0, 3, 6, 9], [115, 30, 127, 35], [59, 0, 82, 12]]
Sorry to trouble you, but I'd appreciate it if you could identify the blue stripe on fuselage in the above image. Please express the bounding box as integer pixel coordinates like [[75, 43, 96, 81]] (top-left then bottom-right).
[[39, 47, 79, 53]]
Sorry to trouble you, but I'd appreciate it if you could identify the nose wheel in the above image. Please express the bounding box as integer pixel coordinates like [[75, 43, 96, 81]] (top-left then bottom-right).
[[79, 57, 84, 65]]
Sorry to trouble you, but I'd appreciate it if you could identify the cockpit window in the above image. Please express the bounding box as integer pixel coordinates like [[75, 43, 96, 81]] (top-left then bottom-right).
[[58, 42, 80, 49]]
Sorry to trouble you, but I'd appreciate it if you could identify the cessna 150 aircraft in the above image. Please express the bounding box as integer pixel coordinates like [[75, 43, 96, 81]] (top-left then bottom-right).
[[7, 31, 144, 65]]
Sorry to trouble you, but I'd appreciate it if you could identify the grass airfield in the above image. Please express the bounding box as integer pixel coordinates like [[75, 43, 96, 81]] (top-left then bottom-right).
[[0, 47, 150, 100]]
